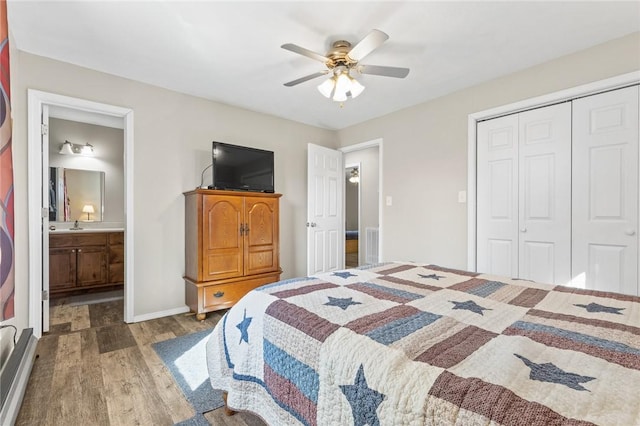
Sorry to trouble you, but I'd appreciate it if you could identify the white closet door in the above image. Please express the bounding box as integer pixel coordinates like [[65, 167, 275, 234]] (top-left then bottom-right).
[[572, 86, 639, 295], [477, 114, 519, 277], [518, 103, 571, 284]]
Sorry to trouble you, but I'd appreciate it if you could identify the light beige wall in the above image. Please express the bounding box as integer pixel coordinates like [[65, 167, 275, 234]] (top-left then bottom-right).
[[49, 118, 125, 223], [5, 31, 639, 366], [336, 32, 640, 269], [11, 51, 336, 324], [345, 147, 379, 264], [344, 167, 358, 230]]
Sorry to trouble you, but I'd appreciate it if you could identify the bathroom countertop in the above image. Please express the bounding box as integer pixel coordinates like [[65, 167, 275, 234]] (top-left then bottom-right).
[[49, 228, 124, 234]]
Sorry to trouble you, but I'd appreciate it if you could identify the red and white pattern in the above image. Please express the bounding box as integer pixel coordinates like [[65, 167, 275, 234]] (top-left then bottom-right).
[[0, 0, 14, 321]]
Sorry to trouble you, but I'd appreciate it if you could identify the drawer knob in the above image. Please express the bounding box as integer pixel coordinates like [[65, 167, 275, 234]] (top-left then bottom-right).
[[213, 291, 224, 298]]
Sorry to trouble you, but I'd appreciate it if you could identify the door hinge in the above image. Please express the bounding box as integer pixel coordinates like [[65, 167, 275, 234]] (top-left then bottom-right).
[[41, 207, 48, 218], [42, 290, 49, 301], [41, 123, 49, 135]]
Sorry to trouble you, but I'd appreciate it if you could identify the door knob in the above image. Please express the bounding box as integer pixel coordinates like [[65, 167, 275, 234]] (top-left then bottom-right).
[[310, 222, 317, 227], [625, 229, 636, 236], [520, 228, 527, 233]]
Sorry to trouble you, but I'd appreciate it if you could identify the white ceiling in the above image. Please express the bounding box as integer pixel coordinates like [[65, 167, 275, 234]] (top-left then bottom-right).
[[8, 1, 640, 130]]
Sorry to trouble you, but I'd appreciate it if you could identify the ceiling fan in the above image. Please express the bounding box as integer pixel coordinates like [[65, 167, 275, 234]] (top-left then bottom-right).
[[281, 29, 410, 102]]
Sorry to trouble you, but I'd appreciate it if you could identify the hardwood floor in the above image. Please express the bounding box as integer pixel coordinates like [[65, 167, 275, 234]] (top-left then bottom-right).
[[16, 298, 266, 425], [346, 252, 359, 268]]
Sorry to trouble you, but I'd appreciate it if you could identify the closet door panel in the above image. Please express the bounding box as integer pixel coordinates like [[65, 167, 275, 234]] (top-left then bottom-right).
[[477, 114, 519, 277], [572, 86, 639, 295], [518, 103, 571, 284]]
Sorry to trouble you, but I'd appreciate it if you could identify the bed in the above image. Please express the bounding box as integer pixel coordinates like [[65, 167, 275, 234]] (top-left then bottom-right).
[[206, 262, 640, 425]]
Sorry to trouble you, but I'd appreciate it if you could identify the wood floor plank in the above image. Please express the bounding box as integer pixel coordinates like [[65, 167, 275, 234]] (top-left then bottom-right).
[[100, 346, 174, 425], [17, 300, 264, 426], [204, 408, 266, 426], [71, 305, 91, 331], [128, 315, 187, 346], [79, 328, 110, 424], [50, 304, 91, 332], [89, 299, 123, 328], [129, 325, 195, 423], [15, 335, 59, 425], [173, 310, 224, 333], [96, 323, 137, 354], [44, 333, 83, 424]]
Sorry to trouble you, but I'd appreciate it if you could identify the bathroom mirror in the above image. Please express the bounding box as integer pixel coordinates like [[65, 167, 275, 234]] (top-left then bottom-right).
[[49, 167, 104, 222]]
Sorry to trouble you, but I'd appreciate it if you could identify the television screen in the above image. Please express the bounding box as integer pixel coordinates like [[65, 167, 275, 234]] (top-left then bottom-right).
[[211, 142, 274, 193]]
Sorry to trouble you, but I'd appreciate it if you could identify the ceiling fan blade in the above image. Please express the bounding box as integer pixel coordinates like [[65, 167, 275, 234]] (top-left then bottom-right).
[[281, 43, 328, 63], [357, 64, 410, 78], [284, 71, 329, 87], [347, 29, 389, 62]]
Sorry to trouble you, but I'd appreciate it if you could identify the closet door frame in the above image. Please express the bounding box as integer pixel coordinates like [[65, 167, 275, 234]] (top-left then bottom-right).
[[468, 71, 640, 272]]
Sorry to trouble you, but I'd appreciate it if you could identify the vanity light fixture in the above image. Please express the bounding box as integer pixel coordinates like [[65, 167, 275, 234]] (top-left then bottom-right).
[[81, 143, 94, 155], [59, 140, 95, 156], [59, 140, 74, 155], [348, 168, 360, 184]]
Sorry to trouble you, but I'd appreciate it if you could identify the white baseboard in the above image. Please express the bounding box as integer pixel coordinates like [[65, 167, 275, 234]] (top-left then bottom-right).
[[0, 335, 37, 425], [131, 305, 190, 323]]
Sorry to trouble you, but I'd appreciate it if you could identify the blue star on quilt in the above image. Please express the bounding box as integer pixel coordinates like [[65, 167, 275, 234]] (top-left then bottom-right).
[[515, 354, 595, 391], [339, 364, 386, 426], [236, 309, 253, 344], [573, 302, 625, 315], [325, 296, 362, 310], [333, 271, 357, 279], [418, 273, 445, 280], [450, 300, 492, 315]]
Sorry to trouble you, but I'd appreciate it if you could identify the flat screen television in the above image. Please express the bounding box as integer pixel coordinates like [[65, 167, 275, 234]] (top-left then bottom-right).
[[210, 142, 275, 193]]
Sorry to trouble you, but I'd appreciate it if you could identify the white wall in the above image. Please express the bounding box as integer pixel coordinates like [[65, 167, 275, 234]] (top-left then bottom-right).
[[49, 118, 125, 223], [9, 50, 336, 336], [337, 32, 640, 269]]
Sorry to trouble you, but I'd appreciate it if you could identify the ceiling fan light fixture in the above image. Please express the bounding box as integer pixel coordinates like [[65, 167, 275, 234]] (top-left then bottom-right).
[[333, 72, 351, 102], [317, 77, 335, 98], [349, 77, 365, 98], [283, 29, 409, 104]]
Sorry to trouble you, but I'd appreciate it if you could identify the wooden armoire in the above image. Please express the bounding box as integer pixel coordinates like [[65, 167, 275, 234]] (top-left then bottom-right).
[[184, 189, 282, 320]]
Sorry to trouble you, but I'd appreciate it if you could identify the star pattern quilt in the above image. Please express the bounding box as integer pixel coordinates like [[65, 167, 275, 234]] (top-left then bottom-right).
[[206, 262, 640, 425]]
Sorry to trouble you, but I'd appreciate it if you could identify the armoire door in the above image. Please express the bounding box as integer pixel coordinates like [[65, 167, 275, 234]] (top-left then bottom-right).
[[202, 194, 244, 281], [572, 85, 639, 295], [477, 102, 571, 283], [244, 196, 279, 276]]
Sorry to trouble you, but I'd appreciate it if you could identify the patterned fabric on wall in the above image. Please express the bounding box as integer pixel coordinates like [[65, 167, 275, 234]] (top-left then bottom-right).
[[0, 0, 14, 321]]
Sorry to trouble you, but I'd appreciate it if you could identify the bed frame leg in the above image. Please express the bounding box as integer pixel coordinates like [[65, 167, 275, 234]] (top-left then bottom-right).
[[222, 392, 237, 416]]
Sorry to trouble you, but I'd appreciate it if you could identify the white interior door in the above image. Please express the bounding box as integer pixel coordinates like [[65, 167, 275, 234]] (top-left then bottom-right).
[[41, 105, 50, 332], [307, 143, 343, 275], [572, 86, 639, 295], [518, 103, 571, 284], [477, 114, 519, 277]]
